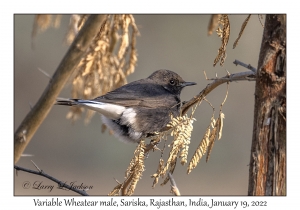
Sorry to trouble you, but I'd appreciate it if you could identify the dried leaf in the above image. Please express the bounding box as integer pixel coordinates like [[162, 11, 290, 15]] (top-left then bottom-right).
[[32, 15, 52, 38], [108, 183, 122, 196], [187, 125, 211, 174], [151, 114, 195, 186], [124, 140, 145, 195], [65, 14, 139, 125], [218, 112, 225, 140], [65, 15, 88, 45], [206, 118, 219, 162], [208, 14, 221, 35], [31, 14, 62, 48], [213, 15, 230, 66], [151, 159, 164, 188], [233, 15, 251, 49]]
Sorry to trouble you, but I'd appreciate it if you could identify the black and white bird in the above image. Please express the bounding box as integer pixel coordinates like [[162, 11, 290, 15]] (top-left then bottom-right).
[[56, 69, 196, 143]]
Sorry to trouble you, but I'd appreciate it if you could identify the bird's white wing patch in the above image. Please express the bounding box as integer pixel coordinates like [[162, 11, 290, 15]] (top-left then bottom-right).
[[101, 115, 142, 143], [76, 100, 125, 120], [121, 108, 137, 125]]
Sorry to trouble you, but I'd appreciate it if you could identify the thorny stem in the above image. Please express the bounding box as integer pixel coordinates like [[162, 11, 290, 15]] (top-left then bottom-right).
[[181, 69, 255, 115], [14, 164, 89, 196]]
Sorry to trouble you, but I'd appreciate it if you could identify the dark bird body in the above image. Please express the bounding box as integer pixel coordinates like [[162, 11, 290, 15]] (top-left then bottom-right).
[[56, 69, 196, 143]]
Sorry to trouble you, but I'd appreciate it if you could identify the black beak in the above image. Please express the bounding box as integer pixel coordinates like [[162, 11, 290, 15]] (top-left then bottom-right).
[[181, 81, 197, 87]]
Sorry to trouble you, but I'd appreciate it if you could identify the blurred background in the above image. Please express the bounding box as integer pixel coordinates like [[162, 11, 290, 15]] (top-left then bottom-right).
[[14, 14, 264, 195]]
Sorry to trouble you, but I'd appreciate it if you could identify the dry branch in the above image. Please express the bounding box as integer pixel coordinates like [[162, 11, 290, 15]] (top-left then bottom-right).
[[181, 70, 256, 115], [14, 15, 107, 163], [14, 163, 89, 196], [65, 15, 139, 124], [233, 59, 257, 72]]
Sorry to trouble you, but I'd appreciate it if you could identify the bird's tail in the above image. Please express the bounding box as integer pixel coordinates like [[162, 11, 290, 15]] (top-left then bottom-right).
[[55, 99, 78, 106]]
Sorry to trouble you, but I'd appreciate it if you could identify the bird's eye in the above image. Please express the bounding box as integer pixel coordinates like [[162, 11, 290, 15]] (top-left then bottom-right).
[[169, 79, 175, 85]]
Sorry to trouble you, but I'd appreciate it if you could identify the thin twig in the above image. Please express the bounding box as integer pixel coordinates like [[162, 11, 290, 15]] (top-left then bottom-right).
[[220, 83, 229, 108], [181, 70, 256, 115], [37, 67, 52, 79], [258, 15, 264, 28], [168, 172, 180, 196], [31, 160, 41, 172], [233, 59, 257, 72], [14, 15, 107, 163], [28, 102, 33, 110], [21, 154, 34, 157], [204, 98, 215, 111], [121, 167, 135, 196], [14, 165, 89, 196]]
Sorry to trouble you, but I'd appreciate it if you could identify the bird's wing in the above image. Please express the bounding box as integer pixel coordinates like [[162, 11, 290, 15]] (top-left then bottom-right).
[[93, 81, 178, 108], [56, 80, 180, 120]]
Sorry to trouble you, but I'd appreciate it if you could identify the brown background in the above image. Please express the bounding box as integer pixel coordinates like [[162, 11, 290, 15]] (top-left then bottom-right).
[[14, 15, 264, 195]]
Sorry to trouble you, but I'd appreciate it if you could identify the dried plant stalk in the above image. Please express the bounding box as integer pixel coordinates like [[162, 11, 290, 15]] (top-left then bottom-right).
[[31, 14, 62, 50], [233, 15, 251, 49], [218, 112, 225, 140], [213, 15, 230, 66], [31, 14, 139, 126], [161, 157, 177, 186], [217, 83, 228, 139], [187, 125, 210, 174], [206, 112, 225, 162], [208, 14, 221, 35], [124, 140, 146, 195], [108, 182, 122, 196], [187, 100, 226, 173], [151, 114, 195, 187], [65, 14, 140, 125], [108, 140, 145, 196], [65, 15, 89, 45], [168, 115, 195, 165], [206, 120, 218, 162], [32, 15, 62, 38], [151, 158, 164, 188]]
